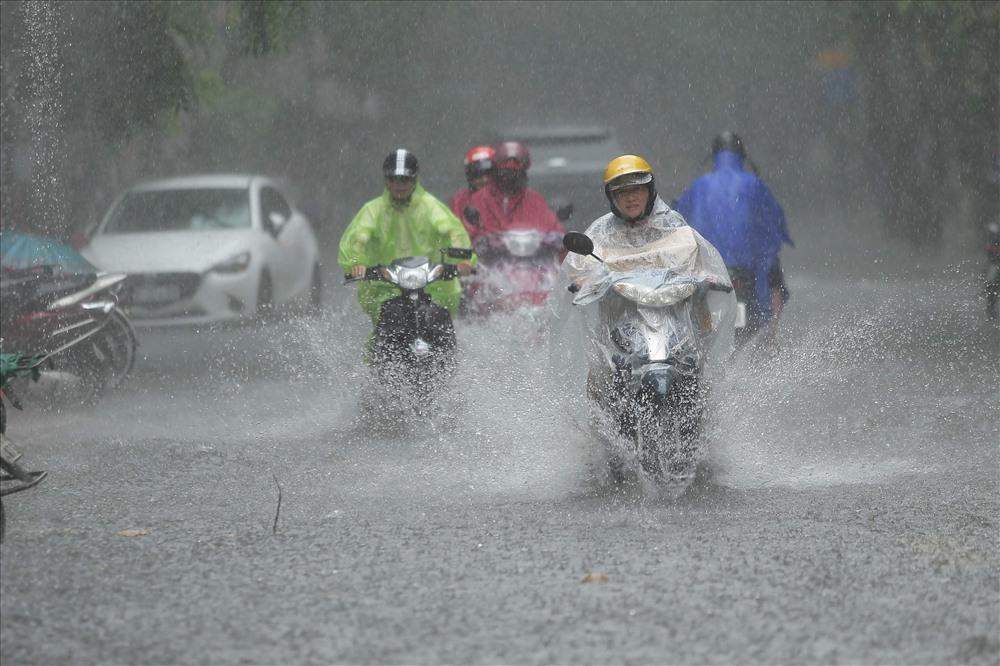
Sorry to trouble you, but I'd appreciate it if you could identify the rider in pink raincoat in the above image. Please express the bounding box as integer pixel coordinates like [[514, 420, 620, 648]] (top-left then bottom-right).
[[462, 142, 566, 242]]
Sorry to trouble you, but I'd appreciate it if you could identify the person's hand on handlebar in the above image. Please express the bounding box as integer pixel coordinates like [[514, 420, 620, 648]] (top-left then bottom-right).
[[457, 261, 472, 276], [350, 265, 367, 279]]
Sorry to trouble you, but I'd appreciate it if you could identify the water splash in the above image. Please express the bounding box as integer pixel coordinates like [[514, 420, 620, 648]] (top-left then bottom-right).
[[20, 1, 68, 235]]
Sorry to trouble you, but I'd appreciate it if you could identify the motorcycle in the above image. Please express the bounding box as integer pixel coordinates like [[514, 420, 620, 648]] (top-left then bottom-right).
[[0, 265, 137, 403], [561, 231, 734, 488], [462, 228, 564, 317], [344, 248, 473, 414], [984, 221, 1000, 320], [728, 267, 755, 349], [460, 205, 572, 319], [0, 278, 134, 539], [1, 353, 48, 542]]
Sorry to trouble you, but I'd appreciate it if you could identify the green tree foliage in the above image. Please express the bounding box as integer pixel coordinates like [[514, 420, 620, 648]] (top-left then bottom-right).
[[17, 1, 304, 148], [60, 1, 210, 145], [847, 0, 999, 244], [0, 0, 312, 234], [229, 0, 305, 56]]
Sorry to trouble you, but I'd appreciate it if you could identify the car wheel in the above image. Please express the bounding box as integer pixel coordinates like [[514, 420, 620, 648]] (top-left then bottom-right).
[[308, 263, 323, 315], [257, 270, 273, 317]]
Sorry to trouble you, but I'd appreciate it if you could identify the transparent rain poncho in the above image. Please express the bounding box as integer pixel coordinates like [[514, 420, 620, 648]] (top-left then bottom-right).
[[551, 197, 736, 389]]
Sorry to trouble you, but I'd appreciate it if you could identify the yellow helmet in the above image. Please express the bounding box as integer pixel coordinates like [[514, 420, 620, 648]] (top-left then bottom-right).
[[603, 155, 657, 222], [602, 155, 654, 185]]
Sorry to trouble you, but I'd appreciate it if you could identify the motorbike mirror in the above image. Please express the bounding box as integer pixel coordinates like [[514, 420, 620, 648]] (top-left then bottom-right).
[[563, 232, 602, 262], [556, 202, 574, 222], [463, 206, 481, 226], [443, 247, 473, 260]]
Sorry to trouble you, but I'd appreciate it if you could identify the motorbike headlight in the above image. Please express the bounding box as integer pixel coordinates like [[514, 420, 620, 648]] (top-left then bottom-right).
[[502, 230, 542, 258], [397, 266, 429, 290], [209, 252, 251, 274]]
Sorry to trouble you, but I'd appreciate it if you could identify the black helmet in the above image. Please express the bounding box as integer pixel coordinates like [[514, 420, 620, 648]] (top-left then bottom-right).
[[382, 149, 419, 178], [711, 131, 746, 158]]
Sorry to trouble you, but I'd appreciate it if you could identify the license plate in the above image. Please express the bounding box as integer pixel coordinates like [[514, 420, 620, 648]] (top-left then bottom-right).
[[133, 284, 181, 304], [735, 302, 747, 328]]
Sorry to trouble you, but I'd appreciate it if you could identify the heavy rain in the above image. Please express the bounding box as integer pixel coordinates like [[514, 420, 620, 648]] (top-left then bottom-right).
[[1, 1, 997, 664]]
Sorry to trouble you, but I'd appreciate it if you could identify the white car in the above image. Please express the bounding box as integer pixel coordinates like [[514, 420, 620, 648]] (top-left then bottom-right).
[[81, 174, 322, 326]]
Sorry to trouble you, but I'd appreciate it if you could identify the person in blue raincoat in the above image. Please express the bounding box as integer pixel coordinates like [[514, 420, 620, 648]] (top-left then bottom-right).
[[675, 132, 793, 346]]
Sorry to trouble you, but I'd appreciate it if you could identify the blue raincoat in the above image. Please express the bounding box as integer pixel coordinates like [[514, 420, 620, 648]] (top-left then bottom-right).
[[675, 150, 792, 319]]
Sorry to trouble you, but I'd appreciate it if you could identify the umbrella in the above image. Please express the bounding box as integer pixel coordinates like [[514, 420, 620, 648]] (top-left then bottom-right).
[[0, 230, 96, 274]]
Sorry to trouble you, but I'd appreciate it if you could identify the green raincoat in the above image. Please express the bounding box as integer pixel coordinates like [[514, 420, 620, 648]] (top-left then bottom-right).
[[338, 182, 475, 323]]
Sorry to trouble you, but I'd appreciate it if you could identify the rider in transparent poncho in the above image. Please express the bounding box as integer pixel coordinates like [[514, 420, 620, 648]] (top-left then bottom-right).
[[555, 155, 735, 401]]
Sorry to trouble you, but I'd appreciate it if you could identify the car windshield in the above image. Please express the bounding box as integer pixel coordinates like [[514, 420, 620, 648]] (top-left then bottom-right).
[[509, 130, 610, 146], [498, 128, 622, 173], [102, 188, 251, 233]]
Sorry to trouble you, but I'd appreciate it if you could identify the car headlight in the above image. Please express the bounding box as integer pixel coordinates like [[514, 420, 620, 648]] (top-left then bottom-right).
[[209, 252, 251, 274]]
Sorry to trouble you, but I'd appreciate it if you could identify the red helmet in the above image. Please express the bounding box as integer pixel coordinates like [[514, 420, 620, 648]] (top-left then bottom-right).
[[494, 141, 530, 171], [464, 145, 494, 179], [464, 145, 495, 168]]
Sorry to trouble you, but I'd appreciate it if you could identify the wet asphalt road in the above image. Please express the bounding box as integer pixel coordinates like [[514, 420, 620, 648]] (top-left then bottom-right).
[[1, 242, 998, 665]]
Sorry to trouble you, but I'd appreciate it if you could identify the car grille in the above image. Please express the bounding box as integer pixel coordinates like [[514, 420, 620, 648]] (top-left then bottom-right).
[[126, 272, 201, 306]]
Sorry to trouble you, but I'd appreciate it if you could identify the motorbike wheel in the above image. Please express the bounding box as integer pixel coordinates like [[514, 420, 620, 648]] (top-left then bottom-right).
[[606, 452, 627, 485], [96, 308, 137, 391], [733, 324, 756, 352], [59, 307, 137, 403], [636, 384, 704, 483], [636, 407, 675, 478]]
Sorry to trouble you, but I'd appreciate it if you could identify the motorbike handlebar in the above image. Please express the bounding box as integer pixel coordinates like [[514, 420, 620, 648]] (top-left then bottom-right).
[[707, 282, 734, 293], [344, 263, 473, 284], [436, 264, 479, 279], [566, 280, 729, 295], [441, 247, 474, 260], [343, 266, 386, 283]]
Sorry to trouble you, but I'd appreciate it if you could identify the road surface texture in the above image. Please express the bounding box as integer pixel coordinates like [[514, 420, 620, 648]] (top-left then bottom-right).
[[2, 221, 997, 665]]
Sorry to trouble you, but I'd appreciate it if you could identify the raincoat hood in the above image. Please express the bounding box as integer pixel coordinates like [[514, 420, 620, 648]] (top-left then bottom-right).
[[713, 150, 746, 171]]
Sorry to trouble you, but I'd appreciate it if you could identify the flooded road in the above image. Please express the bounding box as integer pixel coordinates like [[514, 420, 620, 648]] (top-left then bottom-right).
[[1, 226, 997, 665]]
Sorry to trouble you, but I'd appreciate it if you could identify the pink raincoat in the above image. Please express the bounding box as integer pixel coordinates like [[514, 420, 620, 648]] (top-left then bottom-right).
[[464, 182, 565, 243]]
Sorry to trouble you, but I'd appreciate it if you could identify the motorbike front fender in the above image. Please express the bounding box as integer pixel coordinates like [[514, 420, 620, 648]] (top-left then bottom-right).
[[639, 366, 680, 402]]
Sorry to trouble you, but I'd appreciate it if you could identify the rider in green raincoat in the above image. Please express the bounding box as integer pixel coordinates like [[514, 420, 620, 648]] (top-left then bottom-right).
[[338, 149, 475, 325]]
